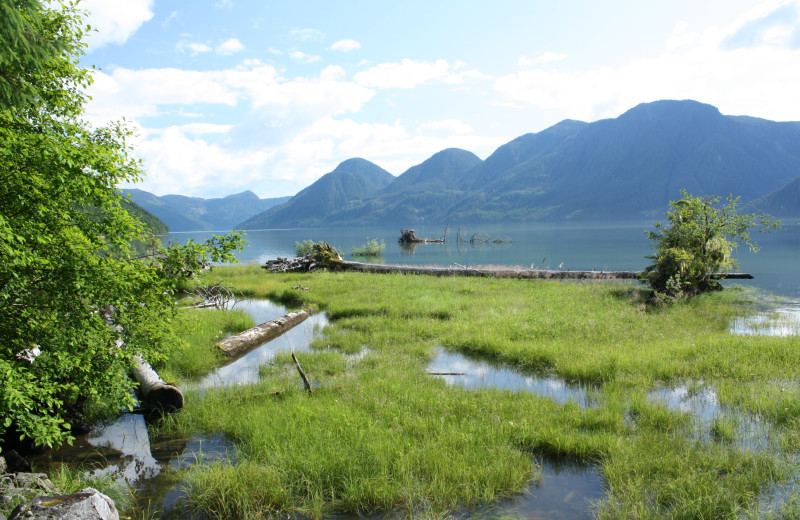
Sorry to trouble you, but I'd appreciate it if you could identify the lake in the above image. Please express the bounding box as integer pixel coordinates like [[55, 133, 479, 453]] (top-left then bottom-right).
[[165, 221, 800, 299]]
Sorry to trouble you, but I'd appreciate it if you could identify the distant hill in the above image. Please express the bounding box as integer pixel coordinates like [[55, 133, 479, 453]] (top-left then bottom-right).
[[750, 176, 800, 217], [123, 189, 291, 231], [240, 100, 800, 227], [238, 158, 395, 229], [121, 198, 168, 235]]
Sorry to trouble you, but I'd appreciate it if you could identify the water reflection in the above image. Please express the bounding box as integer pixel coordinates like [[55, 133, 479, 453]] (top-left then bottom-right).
[[429, 348, 594, 408], [195, 311, 328, 389], [486, 458, 604, 520], [730, 299, 800, 336], [647, 384, 772, 451]]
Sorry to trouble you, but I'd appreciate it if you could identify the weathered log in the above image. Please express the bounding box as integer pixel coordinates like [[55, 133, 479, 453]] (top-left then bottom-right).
[[335, 261, 752, 280], [132, 356, 184, 412], [217, 310, 310, 358], [292, 352, 312, 394]]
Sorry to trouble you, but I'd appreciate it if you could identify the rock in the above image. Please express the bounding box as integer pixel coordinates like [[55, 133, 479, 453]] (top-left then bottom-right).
[[1, 452, 30, 474], [8, 488, 118, 520], [0, 457, 6, 474], [10, 474, 58, 495]]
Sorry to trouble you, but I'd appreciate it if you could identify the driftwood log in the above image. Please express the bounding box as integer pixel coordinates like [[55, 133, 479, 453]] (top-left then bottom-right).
[[132, 356, 183, 412], [217, 310, 311, 358], [333, 261, 753, 280]]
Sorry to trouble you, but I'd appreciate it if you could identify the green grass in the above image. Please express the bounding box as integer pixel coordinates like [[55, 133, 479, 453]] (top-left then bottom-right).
[[157, 306, 255, 384], [148, 268, 800, 519]]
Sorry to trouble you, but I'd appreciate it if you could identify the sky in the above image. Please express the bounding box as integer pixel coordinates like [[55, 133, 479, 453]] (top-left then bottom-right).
[[78, 0, 800, 199]]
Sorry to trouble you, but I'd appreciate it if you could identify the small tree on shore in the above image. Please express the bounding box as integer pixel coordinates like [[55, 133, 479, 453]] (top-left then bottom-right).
[[641, 190, 779, 301]]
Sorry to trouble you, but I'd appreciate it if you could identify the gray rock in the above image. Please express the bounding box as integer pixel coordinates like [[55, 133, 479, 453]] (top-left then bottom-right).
[[8, 488, 118, 520], [9, 474, 57, 495], [0, 456, 7, 474]]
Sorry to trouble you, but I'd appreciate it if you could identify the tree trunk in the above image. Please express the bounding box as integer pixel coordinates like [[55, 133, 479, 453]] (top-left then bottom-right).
[[132, 356, 183, 412], [217, 310, 311, 358]]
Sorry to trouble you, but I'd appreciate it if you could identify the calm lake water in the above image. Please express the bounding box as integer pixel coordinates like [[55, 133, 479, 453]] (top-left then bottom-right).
[[165, 221, 800, 299]]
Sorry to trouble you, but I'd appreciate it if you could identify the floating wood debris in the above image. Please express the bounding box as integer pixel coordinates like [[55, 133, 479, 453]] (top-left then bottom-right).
[[217, 310, 311, 358], [132, 355, 183, 412]]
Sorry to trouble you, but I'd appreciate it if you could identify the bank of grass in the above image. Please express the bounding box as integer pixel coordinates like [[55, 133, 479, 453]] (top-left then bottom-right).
[[159, 267, 800, 519], [158, 306, 254, 384]]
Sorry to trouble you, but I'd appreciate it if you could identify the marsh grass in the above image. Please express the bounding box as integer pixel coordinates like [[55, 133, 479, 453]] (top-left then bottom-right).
[[154, 267, 800, 519], [158, 307, 255, 383]]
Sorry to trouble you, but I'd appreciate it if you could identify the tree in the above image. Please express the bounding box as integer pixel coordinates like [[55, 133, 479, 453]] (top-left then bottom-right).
[[0, 1, 243, 450], [641, 190, 779, 300]]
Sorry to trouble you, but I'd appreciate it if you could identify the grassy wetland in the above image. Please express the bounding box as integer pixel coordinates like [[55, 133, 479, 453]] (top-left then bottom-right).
[[151, 264, 800, 519]]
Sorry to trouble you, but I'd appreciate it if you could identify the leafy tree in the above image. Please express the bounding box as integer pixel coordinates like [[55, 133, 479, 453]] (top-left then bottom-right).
[[641, 190, 779, 300], [0, 1, 243, 450]]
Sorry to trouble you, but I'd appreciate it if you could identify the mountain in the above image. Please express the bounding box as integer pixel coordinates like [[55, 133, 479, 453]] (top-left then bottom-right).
[[238, 158, 394, 229], [750, 176, 800, 217], [245, 100, 800, 226], [450, 100, 800, 221], [121, 198, 168, 235], [123, 189, 291, 231]]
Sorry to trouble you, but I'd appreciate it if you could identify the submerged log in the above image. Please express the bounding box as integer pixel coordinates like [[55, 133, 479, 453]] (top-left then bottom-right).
[[132, 356, 183, 412], [217, 310, 311, 358]]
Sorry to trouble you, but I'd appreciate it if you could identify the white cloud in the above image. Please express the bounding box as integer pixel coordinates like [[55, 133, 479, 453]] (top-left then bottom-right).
[[217, 38, 244, 55], [290, 50, 321, 63], [417, 119, 474, 135], [330, 39, 362, 52], [354, 59, 487, 89], [81, 0, 154, 51], [177, 41, 212, 55], [518, 52, 567, 67], [494, 0, 800, 123], [290, 28, 325, 41], [666, 21, 698, 50]]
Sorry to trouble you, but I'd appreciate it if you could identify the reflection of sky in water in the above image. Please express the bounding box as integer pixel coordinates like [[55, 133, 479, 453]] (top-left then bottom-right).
[[85, 414, 159, 484], [195, 311, 328, 389], [429, 348, 593, 408], [647, 385, 772, 451], [730, 300, 800, 337], [486, 458, 605, 520], [226, 299, 287, 325]]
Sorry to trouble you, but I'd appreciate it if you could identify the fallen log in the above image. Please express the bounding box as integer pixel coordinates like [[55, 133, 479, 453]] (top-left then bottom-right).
[[335, 261, 753, 280], [132, 355, 183, 412], [217, 310, 311, 358]]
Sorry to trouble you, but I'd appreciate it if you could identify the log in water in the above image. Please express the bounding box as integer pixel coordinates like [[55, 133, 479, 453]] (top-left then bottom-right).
[[217, 310, 311, 358]]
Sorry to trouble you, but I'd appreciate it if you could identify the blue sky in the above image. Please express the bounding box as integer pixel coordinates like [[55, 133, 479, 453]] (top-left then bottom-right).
[[79, 0, 800, 198]]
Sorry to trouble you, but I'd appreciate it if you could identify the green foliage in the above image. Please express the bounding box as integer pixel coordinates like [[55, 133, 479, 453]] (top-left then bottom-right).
[[295, 239, 342, 259], [0, 1, 244, 451], [351, 237, 385, 257], [294, 239, 316, 257], [642, 190, 779, 300]]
